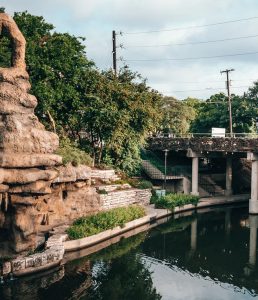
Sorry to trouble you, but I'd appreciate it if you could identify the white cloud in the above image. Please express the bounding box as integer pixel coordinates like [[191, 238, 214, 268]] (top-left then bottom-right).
[[2, 0, 258, 99]]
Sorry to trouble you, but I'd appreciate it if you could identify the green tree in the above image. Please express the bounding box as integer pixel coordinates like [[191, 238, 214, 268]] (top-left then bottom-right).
[[83, 67, 163, 173], [0, 10, 163, 174], [190, 92, 257, 134], [159, 96, 196, 135]]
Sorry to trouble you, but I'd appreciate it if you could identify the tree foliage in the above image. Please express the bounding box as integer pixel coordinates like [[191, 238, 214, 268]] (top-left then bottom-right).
[[159, 97, 196, 135], [190, 92, 257, 133], [0, 10, 163, 174]]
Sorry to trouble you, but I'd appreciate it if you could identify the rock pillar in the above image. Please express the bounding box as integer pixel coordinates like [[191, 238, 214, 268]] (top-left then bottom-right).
[[225, 156, 233, 196], [248, 153, 258, 214], [0, 13, 62, 252]]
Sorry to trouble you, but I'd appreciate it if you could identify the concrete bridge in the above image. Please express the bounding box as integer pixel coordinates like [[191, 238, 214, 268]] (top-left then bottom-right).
[[148, 137, 258, 214]]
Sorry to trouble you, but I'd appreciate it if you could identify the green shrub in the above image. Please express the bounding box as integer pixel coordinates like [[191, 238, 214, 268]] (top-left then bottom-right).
[[152, 193, 199, 210], [67, 205, 146, 240], [97, 189, 108, 194], [56, 137, 93, 166], [112, 179, 129, 185], [150, 193, 159, 204], [127, 178, 153, 189]]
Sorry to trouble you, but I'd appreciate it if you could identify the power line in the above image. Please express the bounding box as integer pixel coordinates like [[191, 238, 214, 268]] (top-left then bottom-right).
[[159, 79, 257, 85], [124, 33, 258, 48], [124, 50, 258, 62], [165, 85, 249, 93], [123, 16, 258, 35]]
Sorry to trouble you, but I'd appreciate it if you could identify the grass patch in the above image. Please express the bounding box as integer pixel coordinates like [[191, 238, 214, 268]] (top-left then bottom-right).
[[152, 193, 199, 210], [67, 205, 146, 240]]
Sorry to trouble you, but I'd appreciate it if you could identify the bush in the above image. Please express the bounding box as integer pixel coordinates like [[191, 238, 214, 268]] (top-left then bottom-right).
[[112, 179, 129, 185], [67, 205, 146, 240], [97, 189, 108, 194], [56, 137, 93, 166], [127, 178, 153, 189], [152, 193, 199, 210]]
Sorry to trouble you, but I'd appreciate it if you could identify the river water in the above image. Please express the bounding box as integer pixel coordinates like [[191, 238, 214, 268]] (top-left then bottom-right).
[[1, 204, 258, 300]]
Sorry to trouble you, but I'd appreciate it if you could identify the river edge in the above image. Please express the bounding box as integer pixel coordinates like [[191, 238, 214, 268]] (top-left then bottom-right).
[[0, 193, 250, 280]]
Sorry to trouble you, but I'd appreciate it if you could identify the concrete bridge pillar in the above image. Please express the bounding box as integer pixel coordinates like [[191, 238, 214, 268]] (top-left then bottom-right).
[[187, 150, 200, 196], [190, 218, 197, 251], [225, 208, 231, 235], [225, 157, 233, 196], [191, 157, 199, 196], [248, 153, 258, 214], [244, 215, 258, 276], [249, 215, 258, 266]]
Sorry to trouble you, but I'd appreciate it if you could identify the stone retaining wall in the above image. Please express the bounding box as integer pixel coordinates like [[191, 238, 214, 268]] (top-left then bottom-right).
[[100, 189, 151, 210], [91, 169, 120, 182], [96, 183, 131, 192]]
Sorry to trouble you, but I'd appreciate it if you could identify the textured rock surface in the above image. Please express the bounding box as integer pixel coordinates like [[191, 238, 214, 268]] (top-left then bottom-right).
[[0, 168, 58, 184], [0, 13, 61, 167], [53, 163, 91, 183], [0, 13, 63, 253]]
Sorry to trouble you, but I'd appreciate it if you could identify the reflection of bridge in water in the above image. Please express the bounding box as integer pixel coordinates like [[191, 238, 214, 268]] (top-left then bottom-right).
[[147, 137, 258, 214]]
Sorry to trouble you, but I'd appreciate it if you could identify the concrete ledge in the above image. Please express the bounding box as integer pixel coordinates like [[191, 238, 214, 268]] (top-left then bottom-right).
[[64, 214, 156, 252], [153, 194, 250, 220], [12, 260, 62, 277]]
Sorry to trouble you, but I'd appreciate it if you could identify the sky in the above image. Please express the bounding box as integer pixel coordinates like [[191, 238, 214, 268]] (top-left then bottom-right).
[[2, 0, 258, 100]]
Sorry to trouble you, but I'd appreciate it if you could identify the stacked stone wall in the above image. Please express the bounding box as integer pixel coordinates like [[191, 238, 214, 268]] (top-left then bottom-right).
[[100, 189, 151, 210]]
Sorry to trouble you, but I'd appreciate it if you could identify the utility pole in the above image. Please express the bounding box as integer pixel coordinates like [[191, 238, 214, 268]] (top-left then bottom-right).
[[112, 30, 117, 76], [220, 68, 235, 137], [164, 149, 168, 190]]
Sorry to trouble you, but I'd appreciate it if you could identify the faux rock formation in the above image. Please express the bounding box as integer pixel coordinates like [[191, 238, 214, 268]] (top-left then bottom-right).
[[0, 13, 63, 252], [0, 13, 62, 172]]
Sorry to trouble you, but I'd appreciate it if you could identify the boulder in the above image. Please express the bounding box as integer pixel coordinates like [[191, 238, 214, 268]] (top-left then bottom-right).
[[9, 180, 52, 194], [75, 164, 91, 180], [53, 164, 77, 183], [0, 153, 62, 168], [0, 168, 58, 184]]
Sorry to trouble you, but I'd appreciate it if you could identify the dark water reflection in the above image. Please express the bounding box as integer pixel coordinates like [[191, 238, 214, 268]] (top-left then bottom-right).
[[1, 204, 258, 300]]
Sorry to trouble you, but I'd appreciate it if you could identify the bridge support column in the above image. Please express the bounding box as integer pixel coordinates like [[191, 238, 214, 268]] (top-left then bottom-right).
[[249, 215, 258, 266], [191, 157, 199, 196], [248, 153, 258, 214], [225, 157, 233, 196], [190, 218, 197, 251], [225, 208, 231, 235], [244, 215, 258, 275], [187, 150, 200, 196]]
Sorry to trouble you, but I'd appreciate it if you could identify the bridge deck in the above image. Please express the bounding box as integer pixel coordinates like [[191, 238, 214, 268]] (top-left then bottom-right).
[[148, 137, 258, 153]]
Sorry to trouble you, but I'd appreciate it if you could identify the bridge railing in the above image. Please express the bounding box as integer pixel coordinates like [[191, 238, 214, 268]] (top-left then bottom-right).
[[151, 132, 258, 138]]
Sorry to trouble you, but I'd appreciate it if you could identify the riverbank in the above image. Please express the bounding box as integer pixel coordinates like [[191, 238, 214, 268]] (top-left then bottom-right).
[[0, 193, 249, 281]]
